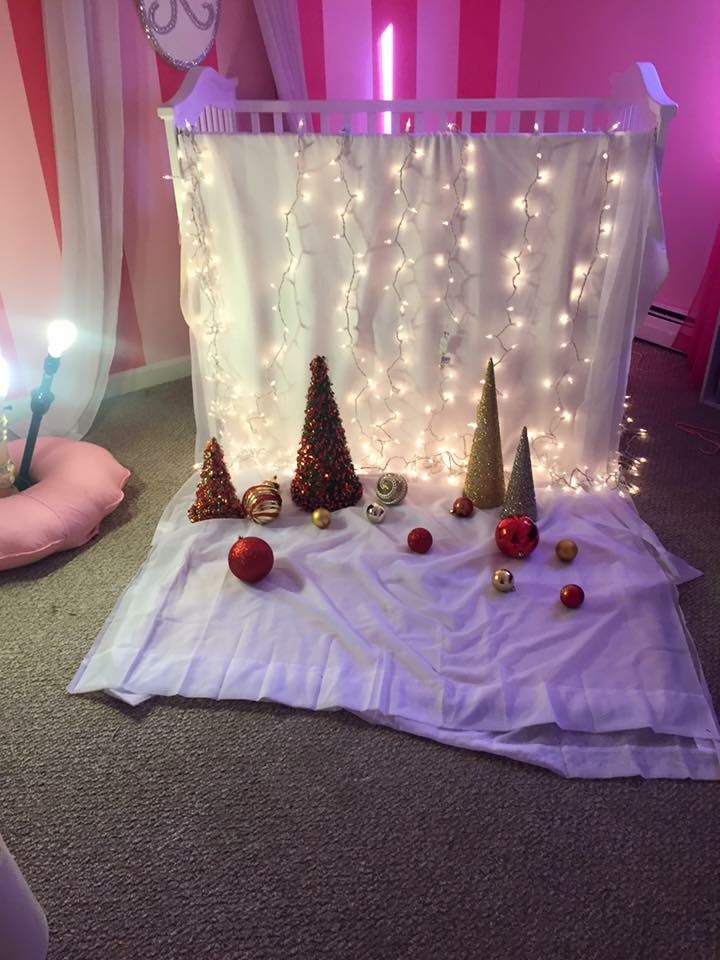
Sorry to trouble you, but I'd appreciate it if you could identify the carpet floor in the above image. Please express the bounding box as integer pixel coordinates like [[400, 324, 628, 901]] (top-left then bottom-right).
[[1, 341, 719, 960]]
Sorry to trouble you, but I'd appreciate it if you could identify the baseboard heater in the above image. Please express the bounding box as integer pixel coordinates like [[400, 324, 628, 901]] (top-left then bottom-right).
[[635, 303, 686, 349]]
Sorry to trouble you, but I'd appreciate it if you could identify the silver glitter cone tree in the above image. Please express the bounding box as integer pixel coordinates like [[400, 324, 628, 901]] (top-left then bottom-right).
[[501, 426, 537, 521], [464, 358, 505, 509]]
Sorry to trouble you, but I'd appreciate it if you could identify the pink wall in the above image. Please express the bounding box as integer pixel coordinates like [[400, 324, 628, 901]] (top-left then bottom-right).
[[511, 0, 720, 314], [112, 0, 275, 374], [0, 0, 275, 394]]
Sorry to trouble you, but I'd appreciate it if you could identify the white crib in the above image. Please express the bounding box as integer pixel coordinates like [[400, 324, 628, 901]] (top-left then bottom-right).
[[158, 62, 676, 220]]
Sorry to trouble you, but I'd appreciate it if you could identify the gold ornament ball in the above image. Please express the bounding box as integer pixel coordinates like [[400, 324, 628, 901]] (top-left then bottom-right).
[[311, 507, 332, 529], [492, 568, 515, 593], [555, 539, 578, 562]]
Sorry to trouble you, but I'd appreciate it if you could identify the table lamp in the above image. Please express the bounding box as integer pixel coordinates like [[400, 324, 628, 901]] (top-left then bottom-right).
[[15, 320, 77, 492]]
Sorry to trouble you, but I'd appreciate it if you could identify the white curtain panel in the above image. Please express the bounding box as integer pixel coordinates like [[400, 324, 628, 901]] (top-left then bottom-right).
[[180, 130, 664, 482], [252, 0, 308, 99], [40, 0, 124, 438]]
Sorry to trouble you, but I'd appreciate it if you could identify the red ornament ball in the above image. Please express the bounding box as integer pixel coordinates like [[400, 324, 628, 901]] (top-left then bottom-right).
[[407, 527, 433, 554], [450, 496, 474, 518], [560, 583, 585, 609], [495, 515, 539, 560], [228, 536, 274, 583]]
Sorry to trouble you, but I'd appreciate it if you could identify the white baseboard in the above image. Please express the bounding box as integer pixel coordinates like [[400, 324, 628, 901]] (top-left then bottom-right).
[[635, 313, 683, 350], [104, 355, 191, 399]]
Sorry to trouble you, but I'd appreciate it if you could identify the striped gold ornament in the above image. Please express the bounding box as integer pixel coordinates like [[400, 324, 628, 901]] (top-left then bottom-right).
[[241, 478, 282, 525]]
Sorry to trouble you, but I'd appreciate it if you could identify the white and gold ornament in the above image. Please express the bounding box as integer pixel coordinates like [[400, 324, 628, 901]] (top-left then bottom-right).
[[241, 478, 282, 525], [376, 473, 408, 506]]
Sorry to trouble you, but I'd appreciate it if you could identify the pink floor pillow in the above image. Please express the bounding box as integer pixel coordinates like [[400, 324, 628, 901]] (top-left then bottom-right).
[[0, 437, 130, 571]]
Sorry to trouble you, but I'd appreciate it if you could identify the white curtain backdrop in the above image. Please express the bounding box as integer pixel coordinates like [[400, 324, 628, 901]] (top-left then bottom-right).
[[40, 0, 124, 438], [252, 0, 308, 100], [180, 129, 664, 482]]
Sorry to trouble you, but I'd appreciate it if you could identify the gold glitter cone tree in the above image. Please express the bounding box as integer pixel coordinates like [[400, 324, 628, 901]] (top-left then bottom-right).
[[501, 426, 537, 521], [463, 358, 505, 509]]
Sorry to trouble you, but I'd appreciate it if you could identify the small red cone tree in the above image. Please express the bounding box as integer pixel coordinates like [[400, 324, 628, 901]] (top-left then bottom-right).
[[291, 356, 363, 511], [188, 437, 245, 522]]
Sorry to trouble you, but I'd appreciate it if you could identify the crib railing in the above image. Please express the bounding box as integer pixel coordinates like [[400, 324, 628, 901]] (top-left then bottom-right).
[[182, 96, 615, 137], [159, 62, 676, 219]]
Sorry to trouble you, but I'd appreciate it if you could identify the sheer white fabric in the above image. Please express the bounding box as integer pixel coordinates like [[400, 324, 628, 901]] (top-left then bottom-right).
[[180, 130, 664, 479], [69, 126, 720, 778], [69, 476, 720, 779], [39, 0, 124, 438], [252, 0, 308, 100]]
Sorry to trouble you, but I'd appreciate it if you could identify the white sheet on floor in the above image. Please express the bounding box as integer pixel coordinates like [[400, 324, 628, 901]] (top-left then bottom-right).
[[69, 476, 720, 779]]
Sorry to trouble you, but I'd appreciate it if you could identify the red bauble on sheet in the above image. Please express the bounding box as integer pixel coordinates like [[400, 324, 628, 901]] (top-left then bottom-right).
[[495, 515, 539, 560], [228, 536, 274, 583], [560, 584, 585, 608], [450, 496, 474, 518], [407, 527, 433, 554]]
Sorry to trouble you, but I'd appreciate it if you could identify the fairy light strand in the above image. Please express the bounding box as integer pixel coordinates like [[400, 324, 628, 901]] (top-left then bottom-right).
[[332, 130, 372, 445], [180, 114, 646, 492]]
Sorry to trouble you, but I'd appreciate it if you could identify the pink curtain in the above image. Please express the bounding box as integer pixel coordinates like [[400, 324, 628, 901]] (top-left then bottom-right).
[[673, 223, 720, 387]]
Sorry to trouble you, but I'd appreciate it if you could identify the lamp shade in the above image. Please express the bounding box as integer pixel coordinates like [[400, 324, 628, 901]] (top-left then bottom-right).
[[47, 320, 78, 359]]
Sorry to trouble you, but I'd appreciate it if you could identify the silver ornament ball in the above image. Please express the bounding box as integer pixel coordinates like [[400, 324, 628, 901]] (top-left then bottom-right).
[[366, 502, 386, 524], [492, 568, 515, 593]]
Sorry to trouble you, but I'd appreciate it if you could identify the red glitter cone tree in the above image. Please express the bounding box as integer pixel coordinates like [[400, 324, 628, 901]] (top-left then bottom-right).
[[188, 437, 244, 522], [291, 355, 363, 512]]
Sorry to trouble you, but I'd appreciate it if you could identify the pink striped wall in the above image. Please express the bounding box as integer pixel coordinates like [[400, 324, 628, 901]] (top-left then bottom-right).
[[512, 0, 720, 315], [0, 0, 275, 393], [299, 0, 502, 105]]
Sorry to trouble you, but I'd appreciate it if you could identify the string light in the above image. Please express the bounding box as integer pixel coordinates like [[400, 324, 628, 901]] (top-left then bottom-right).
[[333, 130, 373, 446], [180, 115, 641, 491]]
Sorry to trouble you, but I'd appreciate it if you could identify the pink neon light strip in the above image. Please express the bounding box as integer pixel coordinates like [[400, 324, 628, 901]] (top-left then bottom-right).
[[379, 23, 393, 133]]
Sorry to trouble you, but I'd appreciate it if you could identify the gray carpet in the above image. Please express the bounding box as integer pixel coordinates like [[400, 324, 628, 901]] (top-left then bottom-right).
[[1, 341, 719, 960]]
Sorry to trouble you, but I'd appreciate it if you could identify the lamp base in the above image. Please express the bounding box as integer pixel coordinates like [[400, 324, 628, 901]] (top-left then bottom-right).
[[14, 473, 34, 492]]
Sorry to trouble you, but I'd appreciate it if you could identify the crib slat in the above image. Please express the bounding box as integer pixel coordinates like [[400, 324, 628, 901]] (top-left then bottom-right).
[[210, 106, 219, 131], [321, 111, 331, 134], [366, 111, 377, 134], [272, 111, 283, 134], [558, 109, 569, 133], [391, 112, 400, 134], [250, 112, 260, 133], [509, 110, 520, 133], [461, 110, 471, 132], [583, 108, 593, 131], [486, 111, 496, 133], [534, 110, 545, 132], [343, 111, 352, 132]]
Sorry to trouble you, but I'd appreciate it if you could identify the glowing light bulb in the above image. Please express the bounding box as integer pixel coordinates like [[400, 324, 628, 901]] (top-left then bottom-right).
[[542, 378, 552, 389], [47, 319, 78, 358]]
